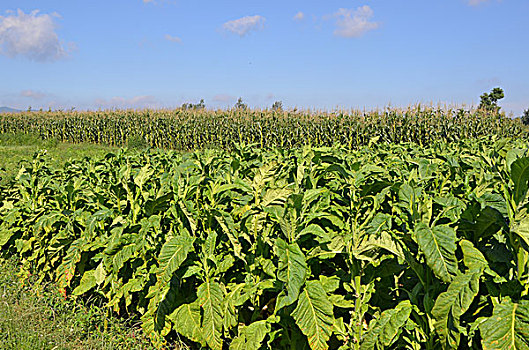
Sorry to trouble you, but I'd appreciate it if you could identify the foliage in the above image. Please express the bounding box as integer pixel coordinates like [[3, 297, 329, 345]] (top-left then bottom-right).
[[0, 107, 526, 151], [3, 138, 529, 349], [522, 109, 529, 126], [272, 101, 283, 111], [0, 138, 115, 186], [0, 257, 154, 349], [234, 97, 247, 110], [127, 134, 149, 150], [182, 99, 206, 110], [479, 87, 504, 112]]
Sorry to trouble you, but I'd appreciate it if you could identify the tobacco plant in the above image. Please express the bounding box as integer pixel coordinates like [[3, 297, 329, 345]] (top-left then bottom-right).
[[2, 138, 529, 349]]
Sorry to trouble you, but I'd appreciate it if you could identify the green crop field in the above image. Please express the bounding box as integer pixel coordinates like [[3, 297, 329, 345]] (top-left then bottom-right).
[[1, 108, 529, 349], [1, 107, 527, 150]]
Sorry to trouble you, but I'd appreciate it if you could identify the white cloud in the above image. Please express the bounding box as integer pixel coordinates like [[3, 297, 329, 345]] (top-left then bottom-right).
[[332, 6, 379, 38], [164, 34, 182, 43], [21, 90, 46, 99], [293, 12, 305, 21], [143, 0, 155, 3], [223, 15, 265, 36], [0, 9, 71, 61], [94, 95, 159, 109]]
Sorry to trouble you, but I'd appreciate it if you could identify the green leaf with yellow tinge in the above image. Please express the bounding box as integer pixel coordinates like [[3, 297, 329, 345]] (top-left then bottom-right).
[[511, 157, 529, 206], [230, 320, 271, 350], [169, 301, 205, 346], [275, 238, 307, 311], [432, 272, 481, 348], [198, 280, 224, 350], [72, 270, 96, 296], [415, 223, 458, 283], [292, 280, 334, 350], [480, 299, 529, 350], [361, 300, 413, 350]]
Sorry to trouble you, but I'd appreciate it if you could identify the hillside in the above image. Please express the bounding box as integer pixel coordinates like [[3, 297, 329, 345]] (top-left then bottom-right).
[[0, 107, 21, 113]]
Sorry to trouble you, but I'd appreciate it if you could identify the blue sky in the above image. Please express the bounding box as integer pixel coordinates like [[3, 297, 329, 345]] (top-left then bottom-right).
[[0, 0, 527, 115]]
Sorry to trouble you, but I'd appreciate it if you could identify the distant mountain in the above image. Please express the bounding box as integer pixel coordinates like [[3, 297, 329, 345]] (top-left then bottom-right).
[[0, 107, 22, 113]]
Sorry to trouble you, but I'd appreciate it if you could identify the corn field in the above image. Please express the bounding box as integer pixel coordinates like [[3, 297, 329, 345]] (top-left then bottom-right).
[[0, 107, 526, 150]]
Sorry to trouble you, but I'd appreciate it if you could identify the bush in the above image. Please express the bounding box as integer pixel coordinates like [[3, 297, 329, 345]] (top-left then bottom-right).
[[478, 87, 504, 112], [522, 109, 529, 126], [0, 132, 58, 148], [126, 135, 148, 149], [272, 101, 283, 111]]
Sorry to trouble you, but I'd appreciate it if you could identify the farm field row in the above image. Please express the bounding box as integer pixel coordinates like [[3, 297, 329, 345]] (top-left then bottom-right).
[[2, 138, 529, 349], [1, 107, 526, 150]]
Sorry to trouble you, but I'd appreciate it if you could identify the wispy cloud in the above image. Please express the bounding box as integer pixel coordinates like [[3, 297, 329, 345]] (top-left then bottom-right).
[[468, 0, 490, 6], [331, 6, 379, 38], [223, 15, 265, 36], [164, 34, 182, 43], [143, 0, 155, 3], [94, 95, 159, 109], [20, 89, 46, 99], [0, 9, 72, 61], [213, 94, 236, 103], [293, 12, 305, 21]]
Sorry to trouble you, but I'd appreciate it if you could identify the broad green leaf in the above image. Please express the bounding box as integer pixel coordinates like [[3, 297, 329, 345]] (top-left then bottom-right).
[[275, 239, 308, 310], [361, 300, 413, 350], [157, 235, 195, 284], [399, 183, 421, 220], [319, 275, 340, 294], [94, 262, 106, 285], [356, 231, 404, 261], [214, 210, 243, 259], [112, 243, 136, 274], [460, 239, 488, 272], [223, 283, 248, 331], [459, 206, 505, 241], [134, 164, 154, 188], [0, 225, 14, 246], [230, 320, 271, 350], [56, 238, 86, 291], [431, 272, 480, 348], [292, 280, 334, 350], [298, 224, 330, 243], [480, 299, 529, 350], [204, 231, 217, 258], [415, 223, 458, 283], [261, 187, 293, 207], [198, 280, 224, 350], [72, 270, 96, 296], [365, 213, 392, 236], [512, 213, 529, 249], [511, 157, 529, 206], [170, 301, 205, 346]]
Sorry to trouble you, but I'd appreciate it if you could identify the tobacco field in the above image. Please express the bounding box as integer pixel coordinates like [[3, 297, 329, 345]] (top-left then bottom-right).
[[2, 136, 529, 349]]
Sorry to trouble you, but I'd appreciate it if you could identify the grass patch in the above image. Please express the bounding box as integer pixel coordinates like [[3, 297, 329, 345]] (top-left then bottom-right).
[[0, 258, 154, 350], [0, 133, 118, 185]]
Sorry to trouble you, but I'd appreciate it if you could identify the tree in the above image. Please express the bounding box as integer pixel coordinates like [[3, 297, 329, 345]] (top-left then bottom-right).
[[272, 101, 283, 111], [235, 97, 247, 110], [478, 87, 504, 112], [181, 99, 205, 110], [522, 109, 529, 126]]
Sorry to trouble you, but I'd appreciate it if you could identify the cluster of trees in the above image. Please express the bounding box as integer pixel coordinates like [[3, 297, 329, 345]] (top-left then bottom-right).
[[181, 99, 205, 110], [478, 87, 504, 113], [477, 87, 528, 126], [180, 97, 284, 111]]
